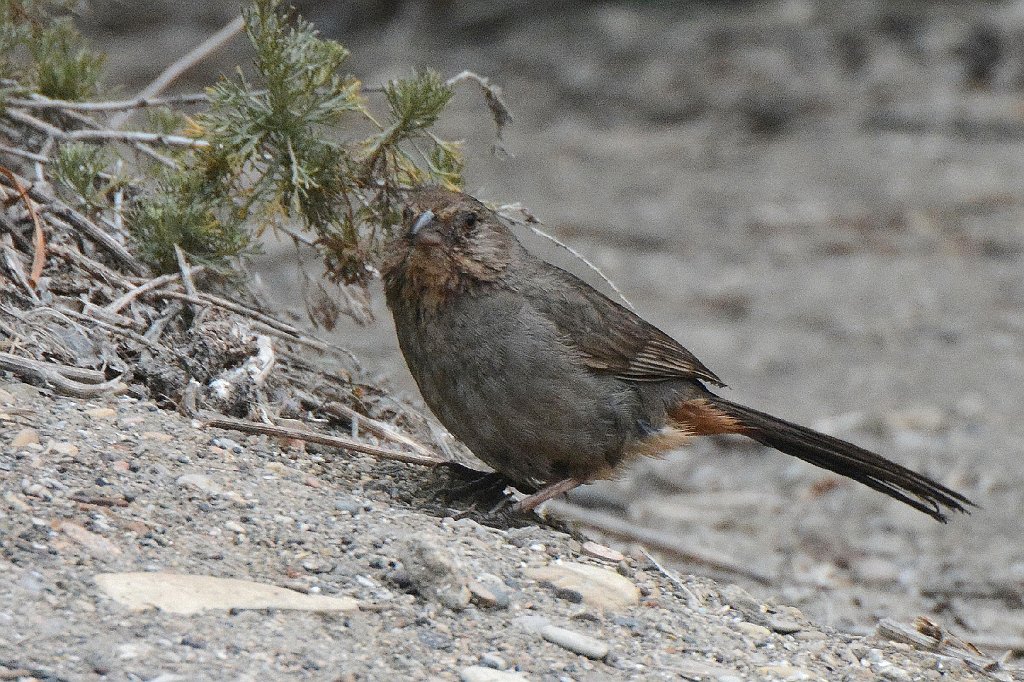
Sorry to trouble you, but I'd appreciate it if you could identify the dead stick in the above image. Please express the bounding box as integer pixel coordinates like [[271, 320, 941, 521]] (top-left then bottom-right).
[[104, 266, 205, 314], [0, 351, 127, 397], [0, 350, 107, 383], [323, 401, 438, 460], [543, 500, 773, 585], [204, 415, 446, 467], [110, 15, 245, 129]]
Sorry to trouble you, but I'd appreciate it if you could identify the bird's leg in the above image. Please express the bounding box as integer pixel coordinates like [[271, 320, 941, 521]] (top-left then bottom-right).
[[512, 477, 583, 513]]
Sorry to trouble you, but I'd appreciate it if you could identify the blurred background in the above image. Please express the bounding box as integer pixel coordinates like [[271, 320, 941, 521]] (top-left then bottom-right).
[[80, 0, 1024, 649]]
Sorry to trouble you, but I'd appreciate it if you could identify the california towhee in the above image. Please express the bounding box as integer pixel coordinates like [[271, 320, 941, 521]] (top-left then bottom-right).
[[383, 187, 973, 522]]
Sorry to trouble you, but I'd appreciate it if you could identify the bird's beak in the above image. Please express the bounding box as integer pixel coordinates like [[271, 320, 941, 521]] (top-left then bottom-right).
[[410, 210, 435, 236], [409, 210, 443, 248]]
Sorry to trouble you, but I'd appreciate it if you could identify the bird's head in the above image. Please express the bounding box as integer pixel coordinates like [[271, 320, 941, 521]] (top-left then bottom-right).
[[382, 187, 519, 310]]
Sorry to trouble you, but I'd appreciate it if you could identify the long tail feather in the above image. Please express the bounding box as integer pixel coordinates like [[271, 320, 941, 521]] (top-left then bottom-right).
[[707, 396, 974, 522]]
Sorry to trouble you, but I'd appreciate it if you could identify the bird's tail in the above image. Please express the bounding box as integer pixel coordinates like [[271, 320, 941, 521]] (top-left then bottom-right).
[[683, 395, 974, 522]]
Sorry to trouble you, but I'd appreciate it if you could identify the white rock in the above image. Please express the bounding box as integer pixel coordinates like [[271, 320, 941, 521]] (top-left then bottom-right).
[[94, 572, 359, 614], [460, 666, 529, 682], [525, 562, 639, 610], [540, 625, 609, 660]]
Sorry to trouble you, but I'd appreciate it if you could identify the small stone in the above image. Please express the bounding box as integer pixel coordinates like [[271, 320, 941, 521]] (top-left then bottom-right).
[[48, 440, 79, 456], [513, 615, 550, 634], [141, 431, 174, 442], [757, 664, 812, 680], [176, 473, 222, 495], [210, 437, 242, 452], [333, 497, 362, 514], [468, 581, 510, 609], [85, 407, 117, 419], [525, 562, 639, 611], [22, 482, 52, 500], [674, 659, 743, 680], [460, 667, 528, 682], [736, 621, 772, 640], [766, 616, 803, 634], [581, 541, 624, 563], [11, 428, 40, 448], [540, 624, 609, 660], [56, 521, 122, 559], [397, 537, 470, 611], [480, 652, 508, 670]]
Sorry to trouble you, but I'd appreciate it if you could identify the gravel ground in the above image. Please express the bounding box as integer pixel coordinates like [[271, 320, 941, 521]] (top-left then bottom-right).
[[1, 382, 1018, 681]]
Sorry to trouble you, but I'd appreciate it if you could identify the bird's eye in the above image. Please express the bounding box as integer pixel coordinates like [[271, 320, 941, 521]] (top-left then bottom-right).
[[464, 212, 478, 228]]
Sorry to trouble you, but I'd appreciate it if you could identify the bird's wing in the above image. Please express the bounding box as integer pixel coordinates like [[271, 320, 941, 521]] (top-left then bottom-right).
[[525, 264, 725, 387]]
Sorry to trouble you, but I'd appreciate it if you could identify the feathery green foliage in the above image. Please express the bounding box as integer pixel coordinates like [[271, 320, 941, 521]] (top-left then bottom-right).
[[1, 0, 480, 292], [52, 142, 115, 211], [0, 1, 104, 100]]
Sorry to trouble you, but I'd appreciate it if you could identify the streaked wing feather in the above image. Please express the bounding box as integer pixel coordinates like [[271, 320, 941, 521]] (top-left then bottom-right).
[[528, 265, 724, 387]]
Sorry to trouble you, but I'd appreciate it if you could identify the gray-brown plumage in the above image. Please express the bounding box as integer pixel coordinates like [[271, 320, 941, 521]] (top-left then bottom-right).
[[382, 187, 974, 522]]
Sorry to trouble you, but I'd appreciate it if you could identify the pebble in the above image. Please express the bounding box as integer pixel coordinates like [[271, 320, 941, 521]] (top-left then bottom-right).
[[756, 663, 812, 680], [736, 621, 772, 641], [480, 652, 508, 670], [141, 431, 173, 442], [540, 625, 610, 660], [11, 428, 40, 448], [397, 537, 471, 611], [674, 659, 743, 680], [525, 562, 639, 611], [581, 541, 625, 563], [175, 473, 223, 496], [766, 616, 803, 635], [48, 440, 79, 455], [468, 581, 510, 609], [211, 436, 243, 452], [460, 666, 528, 682], [84, 407, 117, 419]]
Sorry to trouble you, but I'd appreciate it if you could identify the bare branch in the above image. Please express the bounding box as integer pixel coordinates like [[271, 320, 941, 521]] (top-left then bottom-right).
[[109, 15, 245, 129], [204, 414, 446, 467], [5, 92, 210, 112], [0, 350, 127, 397]]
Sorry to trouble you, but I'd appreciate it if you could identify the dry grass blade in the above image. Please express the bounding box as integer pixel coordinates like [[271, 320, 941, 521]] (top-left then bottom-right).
[[0, 166, 45, 288], [204, 414, 446, 467]]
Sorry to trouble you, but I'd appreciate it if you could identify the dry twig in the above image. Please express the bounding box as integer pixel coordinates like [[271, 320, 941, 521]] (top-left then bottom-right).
[[323, 401, 438, 460], [204, 414, 446, 467], [109, 15, 245, 129], [543, 500, 772, 584], [0, 351, 127, 397]]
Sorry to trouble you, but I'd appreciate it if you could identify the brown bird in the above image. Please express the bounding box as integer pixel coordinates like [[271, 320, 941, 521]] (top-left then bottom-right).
[[382, 187, 974, 522]]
